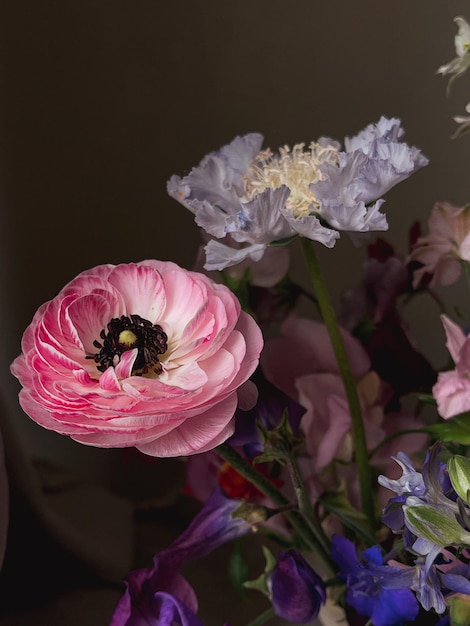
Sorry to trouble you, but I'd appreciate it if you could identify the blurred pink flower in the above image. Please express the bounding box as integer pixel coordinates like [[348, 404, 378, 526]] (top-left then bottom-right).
[[433, 315, 470, 419], [408, 202, 470, 288], [11, 261, 263, 457], [261, 315, 373, 485], [261, 315, 427, 502]]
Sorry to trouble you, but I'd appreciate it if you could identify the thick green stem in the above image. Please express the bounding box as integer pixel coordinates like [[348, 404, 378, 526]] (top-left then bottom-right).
[[301, 239, 376, 527], [215, 443, 334, 572]]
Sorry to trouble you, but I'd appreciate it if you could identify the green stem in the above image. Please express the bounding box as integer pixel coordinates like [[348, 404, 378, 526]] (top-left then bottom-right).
[[244, 607, 275, 626], [215, 443, 334, 572], [368, 428, 431, 459], [285, 453, 331, 557], [301, 239, 375, 527], [463, 261, 470, 294]]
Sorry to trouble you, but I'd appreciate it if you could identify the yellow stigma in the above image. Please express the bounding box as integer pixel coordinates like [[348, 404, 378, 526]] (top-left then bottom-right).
[[242, 142, 339, 218], [118, 329, 138, 347]]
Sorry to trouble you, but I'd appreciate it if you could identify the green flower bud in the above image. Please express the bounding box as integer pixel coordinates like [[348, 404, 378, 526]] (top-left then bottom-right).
[[404, 498, 470, 547], [449, 594, 470, 626], [448, 455, 470, 504]]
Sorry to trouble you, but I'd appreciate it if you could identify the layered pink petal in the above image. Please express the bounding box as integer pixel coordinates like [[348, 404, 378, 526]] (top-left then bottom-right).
[[11, 261, 262, 457]]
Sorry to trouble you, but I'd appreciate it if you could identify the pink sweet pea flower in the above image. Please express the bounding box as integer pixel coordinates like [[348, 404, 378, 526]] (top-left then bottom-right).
[[11, 261, 263, 457], [433, 315, 470, 419], [408, 202, 470, 288], [261, 314, 427, 504], [261, 315, 375, 496]]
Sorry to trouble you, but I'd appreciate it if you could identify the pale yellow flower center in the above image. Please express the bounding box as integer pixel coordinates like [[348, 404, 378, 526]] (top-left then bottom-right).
[[118, 329, 139, 348], [242, 142, 339, 218]]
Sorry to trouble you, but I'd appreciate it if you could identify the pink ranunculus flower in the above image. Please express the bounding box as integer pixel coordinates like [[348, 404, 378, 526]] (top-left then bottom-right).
[[10, 260, 263, 457], [408, 201, 470, 288], [433, 315, 470, 419]]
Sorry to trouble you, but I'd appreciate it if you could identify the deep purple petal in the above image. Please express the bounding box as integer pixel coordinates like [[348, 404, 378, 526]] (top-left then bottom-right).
[[153, 593, 204, 626], [269, 550, 326, 623]]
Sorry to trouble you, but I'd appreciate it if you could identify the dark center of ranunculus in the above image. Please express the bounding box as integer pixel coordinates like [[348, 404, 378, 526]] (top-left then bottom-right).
[[89, 314, 168, 376]]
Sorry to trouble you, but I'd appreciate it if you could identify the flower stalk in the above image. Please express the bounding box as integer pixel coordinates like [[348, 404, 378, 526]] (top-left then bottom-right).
[[285, 452, 331, 558], [301, 239, 376, 528], [215, 443, 334, 573]]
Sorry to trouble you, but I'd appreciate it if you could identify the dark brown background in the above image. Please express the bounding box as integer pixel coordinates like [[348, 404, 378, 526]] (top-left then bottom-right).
[[1, 1, 470, 624]]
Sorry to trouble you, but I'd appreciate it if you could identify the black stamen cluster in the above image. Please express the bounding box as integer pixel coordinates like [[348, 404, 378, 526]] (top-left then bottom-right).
[[88, 314, 168, 375]]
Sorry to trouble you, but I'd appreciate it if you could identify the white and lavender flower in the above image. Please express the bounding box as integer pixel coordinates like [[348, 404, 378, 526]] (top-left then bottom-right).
[[168, 119, 428, 271]]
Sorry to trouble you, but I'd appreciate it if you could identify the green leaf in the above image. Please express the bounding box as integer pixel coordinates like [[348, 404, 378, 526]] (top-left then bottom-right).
[[426, 413, 470, 443], [320, 491, 377, 545], [228, 541, 249, 598], [415, 393, 437, 406]]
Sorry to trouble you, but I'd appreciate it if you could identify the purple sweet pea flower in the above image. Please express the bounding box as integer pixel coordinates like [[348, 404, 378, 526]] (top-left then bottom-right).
[[111, 488, 252, 625], [267, 550, 326, 624], [110, 564, 202, 626], [332, 535, 419, 626]]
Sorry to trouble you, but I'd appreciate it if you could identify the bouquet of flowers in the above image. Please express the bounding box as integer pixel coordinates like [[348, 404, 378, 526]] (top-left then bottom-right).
[[9, 14, 470, 626]]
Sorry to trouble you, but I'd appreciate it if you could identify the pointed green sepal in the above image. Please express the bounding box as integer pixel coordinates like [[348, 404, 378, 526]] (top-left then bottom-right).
[[254, 410, 304, 465], [243, 546, 277, 598]]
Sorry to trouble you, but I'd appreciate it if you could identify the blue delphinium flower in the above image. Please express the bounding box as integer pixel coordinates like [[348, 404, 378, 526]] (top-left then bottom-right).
[[267, 549, 326, 623], [110, 488, 252, 625], [332, 535, 419, 626], [168, 119, 428, 272]]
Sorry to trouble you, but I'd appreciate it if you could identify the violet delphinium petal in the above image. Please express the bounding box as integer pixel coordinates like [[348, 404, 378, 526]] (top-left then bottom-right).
[[332, 536, 419, 626], [268, 550, 326, 623]]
